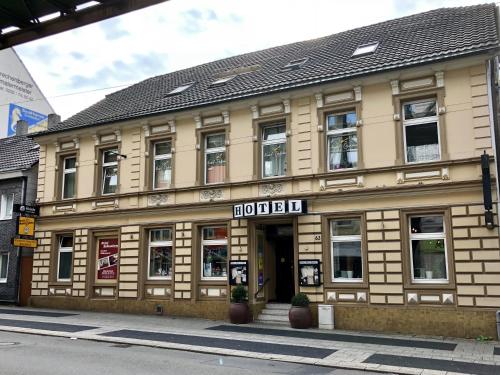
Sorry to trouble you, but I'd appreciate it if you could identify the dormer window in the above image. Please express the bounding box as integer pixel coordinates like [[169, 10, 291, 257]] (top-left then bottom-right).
[[210, 76, 236, 86], [282, 57, 308, 71], [352, 42, 379, 57], [167, 82, 194, 95]]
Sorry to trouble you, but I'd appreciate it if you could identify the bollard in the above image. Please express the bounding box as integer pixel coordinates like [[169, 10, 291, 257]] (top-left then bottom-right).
[[497, 310, 500, 340]]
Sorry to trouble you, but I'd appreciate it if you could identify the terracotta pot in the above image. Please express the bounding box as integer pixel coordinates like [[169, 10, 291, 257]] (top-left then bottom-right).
[[229, 302, 250, 324], [289, 306, 312, 329]]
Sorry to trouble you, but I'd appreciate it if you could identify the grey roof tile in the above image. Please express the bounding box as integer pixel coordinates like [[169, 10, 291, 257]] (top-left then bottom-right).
[[45, 4, 499, 135], [0, 136, 39, 172]]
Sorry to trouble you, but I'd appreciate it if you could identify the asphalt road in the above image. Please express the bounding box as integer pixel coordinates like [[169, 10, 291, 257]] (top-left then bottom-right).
[[0, 331, 381, 375]]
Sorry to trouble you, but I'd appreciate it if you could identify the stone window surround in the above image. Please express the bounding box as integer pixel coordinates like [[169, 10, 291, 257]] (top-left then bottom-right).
[[92, 143, 122, 197], [49, 231, 75, 286], [54, 150, 79, 201], [140, 224, 175, 288], [321, 212, 368, 289], [144, 134, 176, 191], [317, 101, 364, 173], [191, 220, 230, 300], [401, 207, 455, 290], [195, 124, 230, 186], [392, 87, 448, 166], [252, 113, 292, 180]]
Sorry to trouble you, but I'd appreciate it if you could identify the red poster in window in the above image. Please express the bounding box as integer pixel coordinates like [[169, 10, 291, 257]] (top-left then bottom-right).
[[97, 238, 119, 280]]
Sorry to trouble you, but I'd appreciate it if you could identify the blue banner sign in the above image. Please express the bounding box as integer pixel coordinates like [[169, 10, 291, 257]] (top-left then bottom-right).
[[8, 103, 47, 136]]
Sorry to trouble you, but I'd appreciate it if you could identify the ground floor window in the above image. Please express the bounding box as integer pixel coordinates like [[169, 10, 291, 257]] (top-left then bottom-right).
[[201, 226, 227, 280], [0, 253, 8, 282], [409, 215, 447, 282], [148, 228, 173, 279], [57, 236, 73, 281], [330, 218, 362, 282]]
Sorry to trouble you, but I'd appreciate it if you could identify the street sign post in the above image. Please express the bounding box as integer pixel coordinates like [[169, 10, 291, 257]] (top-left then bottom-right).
[[12, 238, 37, 248]]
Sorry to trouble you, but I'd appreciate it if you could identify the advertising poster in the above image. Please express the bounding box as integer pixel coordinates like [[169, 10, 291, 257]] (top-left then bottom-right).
[[229, 261, 248, 286], [8, 103, 48, 136], [97, 238, 119, 280]]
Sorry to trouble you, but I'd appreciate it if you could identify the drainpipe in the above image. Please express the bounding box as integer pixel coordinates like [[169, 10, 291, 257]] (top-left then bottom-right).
[[486, 58, 500, 232], [13, 175, 27, 305]]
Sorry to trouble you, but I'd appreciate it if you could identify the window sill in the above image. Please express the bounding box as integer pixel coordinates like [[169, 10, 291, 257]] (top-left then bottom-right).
[[146, 278, 172, 284], [49, 281, 72, 286], [405, 281, 454, 290]]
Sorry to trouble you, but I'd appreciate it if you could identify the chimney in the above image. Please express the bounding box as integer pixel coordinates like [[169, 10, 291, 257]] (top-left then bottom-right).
[[48, 113, 61, 129], [15, 120, 28, 136]]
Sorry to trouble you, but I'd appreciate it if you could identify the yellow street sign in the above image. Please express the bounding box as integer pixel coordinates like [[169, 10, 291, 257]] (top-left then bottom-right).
[[18, 216, 35, 237], [12, 238, 38, 248]]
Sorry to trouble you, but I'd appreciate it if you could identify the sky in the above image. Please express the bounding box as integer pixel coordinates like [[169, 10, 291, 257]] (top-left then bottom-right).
[[14, 0, 489, 120]]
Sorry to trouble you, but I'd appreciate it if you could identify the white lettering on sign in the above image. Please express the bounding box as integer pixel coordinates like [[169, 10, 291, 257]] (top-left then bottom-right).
[[232, 199, 307, 218]]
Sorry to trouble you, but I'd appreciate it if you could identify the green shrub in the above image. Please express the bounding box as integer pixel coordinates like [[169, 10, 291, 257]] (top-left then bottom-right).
[[231, 285, 248, 303], [291, 292, 310, 307]]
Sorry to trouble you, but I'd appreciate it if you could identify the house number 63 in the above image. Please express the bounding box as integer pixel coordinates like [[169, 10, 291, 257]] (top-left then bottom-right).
[[314, 235, 321, 241]]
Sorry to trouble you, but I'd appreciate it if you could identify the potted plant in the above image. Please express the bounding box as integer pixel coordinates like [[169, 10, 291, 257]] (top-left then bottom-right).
[[229, 285, 250, 324], [289, 292, 312, 329]]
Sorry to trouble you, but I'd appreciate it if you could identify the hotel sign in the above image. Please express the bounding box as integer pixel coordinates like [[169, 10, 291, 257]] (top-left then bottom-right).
[[233, 199, 307, 218]]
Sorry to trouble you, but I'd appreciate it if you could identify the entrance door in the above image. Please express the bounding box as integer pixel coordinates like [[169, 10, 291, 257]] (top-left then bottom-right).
[[18, 255, 33, 306], [273, 226, 294, 303]]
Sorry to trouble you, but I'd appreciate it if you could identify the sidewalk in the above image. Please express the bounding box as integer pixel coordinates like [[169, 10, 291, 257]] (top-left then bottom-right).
[[0, 306, 498, 375]]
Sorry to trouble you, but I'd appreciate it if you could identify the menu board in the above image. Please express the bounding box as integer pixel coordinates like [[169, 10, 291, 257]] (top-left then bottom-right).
[[97, 238, 119, 280], [229, 261, 248, 286], [298, 259, 321, 286]]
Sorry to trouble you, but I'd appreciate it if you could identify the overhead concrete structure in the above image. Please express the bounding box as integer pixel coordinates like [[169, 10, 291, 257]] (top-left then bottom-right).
[[0, 0, 168, 49]]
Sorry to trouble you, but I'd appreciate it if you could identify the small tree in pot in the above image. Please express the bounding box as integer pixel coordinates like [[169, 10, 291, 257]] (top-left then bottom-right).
[[229, 285, 250, 324], [289, 292, 312, 329]]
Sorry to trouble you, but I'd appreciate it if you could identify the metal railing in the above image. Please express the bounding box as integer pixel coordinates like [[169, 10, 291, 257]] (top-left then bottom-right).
[[254, 277, 271, 299]]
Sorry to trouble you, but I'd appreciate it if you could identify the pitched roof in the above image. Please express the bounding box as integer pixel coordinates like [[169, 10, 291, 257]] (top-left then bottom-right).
[[46, 4, 499, 135], [0, 136, 39, 172]]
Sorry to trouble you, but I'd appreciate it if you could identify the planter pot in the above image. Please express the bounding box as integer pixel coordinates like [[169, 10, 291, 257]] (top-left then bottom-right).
[[229, 302, 250, 324], [289, 306, 312, 329]]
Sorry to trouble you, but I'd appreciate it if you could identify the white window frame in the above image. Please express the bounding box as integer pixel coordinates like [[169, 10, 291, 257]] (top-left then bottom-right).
[[167, 82, 193, 95], [402, 98, 441, 164], [200, 226, 227, 281], [101, 149, 118, 195], [204, 133, 226, 185], [330, 219, 363, 283], [326, 111, 357, 172], [62, 156, 76, 199], [352, 42, 379, 57], [153, 141, 172, 190], [57, 236, 73, 282], [0, 253, 8, 283], [0, 193, 14, 220], [409, 215, 448, 284], [147, 228, 173, 280], [261, 123, 287, 178]]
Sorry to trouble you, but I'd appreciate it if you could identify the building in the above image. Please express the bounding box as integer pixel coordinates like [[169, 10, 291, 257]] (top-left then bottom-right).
[[30, 5, 500, 338], [0, 122, 39, 304], [0, 48, 54, 139]]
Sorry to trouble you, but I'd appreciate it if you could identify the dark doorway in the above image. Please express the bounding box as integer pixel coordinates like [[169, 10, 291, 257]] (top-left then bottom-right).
[[18, 255, 33, 306], [266, 224, 294, 303]]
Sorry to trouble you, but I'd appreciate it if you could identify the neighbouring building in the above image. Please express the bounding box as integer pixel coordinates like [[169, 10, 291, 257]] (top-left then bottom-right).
[[30, 5, 500, 338], [0, 121, 39, 304]]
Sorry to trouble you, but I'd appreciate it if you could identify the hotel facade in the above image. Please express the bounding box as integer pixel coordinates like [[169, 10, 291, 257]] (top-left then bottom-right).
[[30, 5, 500, 338]]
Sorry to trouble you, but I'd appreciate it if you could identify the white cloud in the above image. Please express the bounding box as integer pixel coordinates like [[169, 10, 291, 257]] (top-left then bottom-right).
[[15, 0, 484, 120]]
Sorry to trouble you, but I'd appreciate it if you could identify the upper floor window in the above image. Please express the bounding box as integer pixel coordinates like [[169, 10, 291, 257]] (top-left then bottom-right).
[[62, 156, 76, 199], [153, 141, 172, 189], [57, 235, 73, 282], [327, 111, 357, 171], [0, 193, 14, 220], [201, 226, 227, 280], [262, 124, 287, 178], [148, 228, 173, 279], [0, 253, 8, 282], [403, 99, 440, 163], [330, 219, 362, 282], [409, 215, 448, 283], [205, 133, 226, 184], [102, 149, 118, 195]]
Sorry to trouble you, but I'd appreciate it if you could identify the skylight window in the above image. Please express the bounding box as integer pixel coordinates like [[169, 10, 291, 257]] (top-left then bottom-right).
[[282, 57, 308, 71], [210, 75, 236, 86], [352, 42, 379, 57], [167, 82, 194, 95]]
